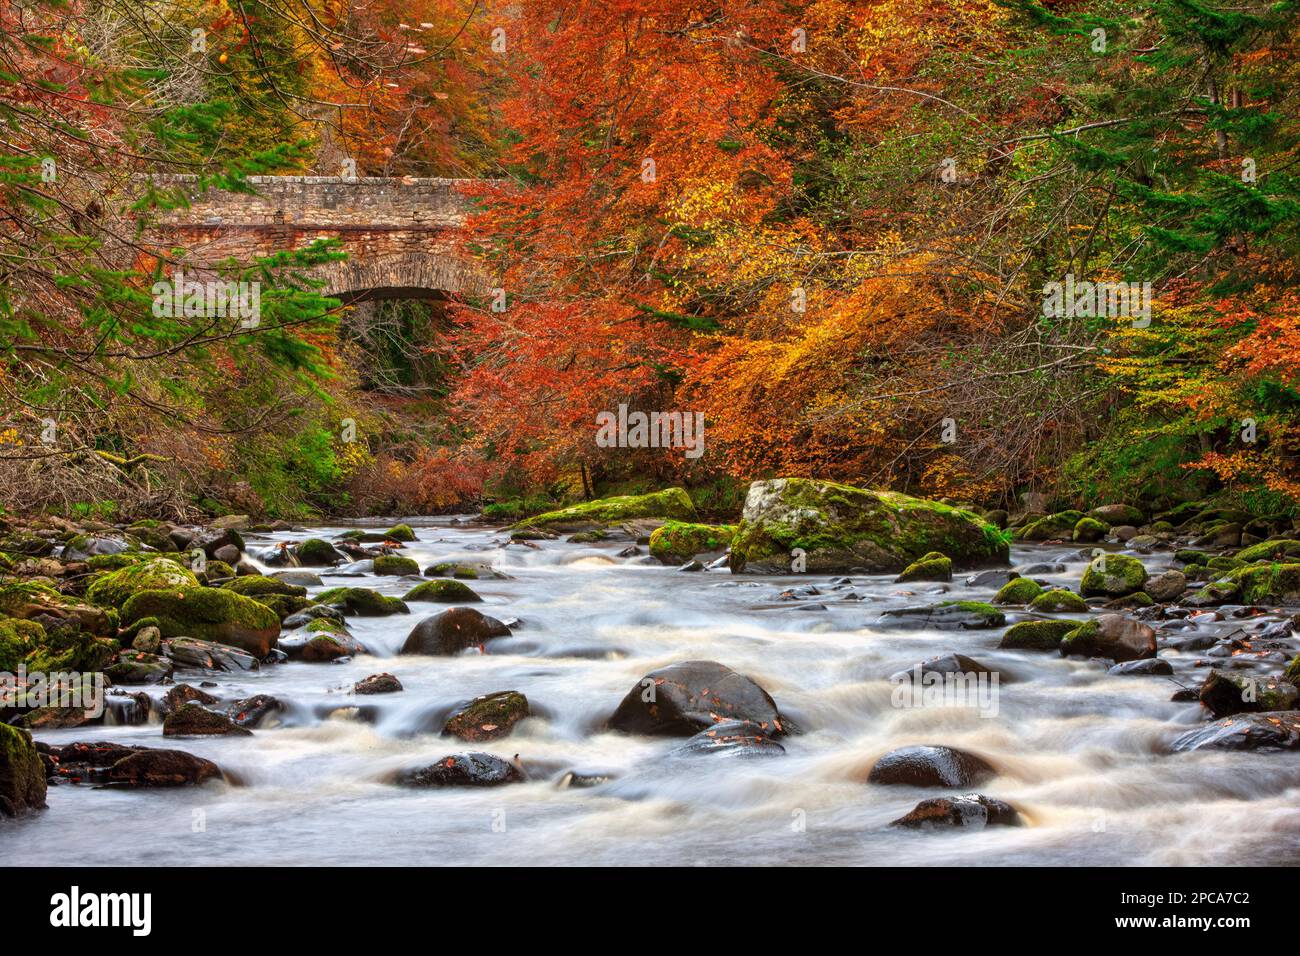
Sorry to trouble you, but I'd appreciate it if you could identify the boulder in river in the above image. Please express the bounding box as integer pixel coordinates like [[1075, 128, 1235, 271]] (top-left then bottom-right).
[[670, 719, 787, 758], [1198, 670, 1299, 718], [1029, 589, 1089, 612], [1059, 614, 1156, 662], [442, 691, 530, 741], [161, 637, 259, 673], [1080, 553, 1148, 598], [648, 521, 736, 565], [120, 586, 280, 658], [1145, 569, 1188, 603], [163, 702, 252, 737], [889, 653, 997, 683], [398, 752, 525, 787], [0, 724, 46, 816], [513, 488, 697, 534], [609, 660, 787, 737], [84, 557, 198, 609], [374, 554, 420, 576], [890, 793, 1021, 829], [879, 601, 1006, 630], [223, 694, 283, 728], [41, 740, 222, 787], [728, 479, 1009, 574], [293, 538, 346, 566], [1171, 711, 1300, 752], [894, 552, 953, 583], [400, 607, 512, 656], [403, 579, 482, 603], [355, 673, 403, 695], [867, 745, 996, 788], [314, 587, 409, 617], [1108, 659, 1174, 676]]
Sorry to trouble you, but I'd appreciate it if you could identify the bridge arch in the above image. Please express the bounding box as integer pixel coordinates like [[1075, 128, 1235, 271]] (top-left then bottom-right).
[[321, 252, 482, 303]]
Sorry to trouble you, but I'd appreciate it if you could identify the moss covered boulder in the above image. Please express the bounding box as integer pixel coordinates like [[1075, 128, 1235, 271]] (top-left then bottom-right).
[[373, 554, 420, 576], [86, 558, 198, 609], [0, 724, 47, 816], [1199, 670, 1299, 718], [315, 587, 409, 617], [895, 551, 953, 583], [1235, 563, 1300, 605], [1013, 510, 1085, 542], [384, 523, 417, 542], [1080, 553, 1148, 597], [1072, 517, 1109, 543], [648, 521, 736, 565], [1089, 504, 1145, 525], [728, 479, 1008, 574], [0, 582, 115, 636], [1030, 589, 1089, 613], [293, 538, 346, 566], [403, 579, 482, 603], [121, 587, 281, 658], [221, 576, 307, 599], [993, 577, 1043, 605], [999, 620, 1078, 650], [1235, 539, 1300, 563], [442, 691, 530, 742], [1059, 614, 1156, 662], [514, 487, 697, 533], [0, 618, 46, 671]]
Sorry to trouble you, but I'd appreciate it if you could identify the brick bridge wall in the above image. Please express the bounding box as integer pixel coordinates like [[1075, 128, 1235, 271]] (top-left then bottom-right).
[[151, 175, 487, 301]]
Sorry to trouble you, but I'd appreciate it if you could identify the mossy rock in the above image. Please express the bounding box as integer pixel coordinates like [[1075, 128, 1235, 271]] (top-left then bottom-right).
[[25, 624, 118, 673], [1207, 555, 1246, 571], [567, 530, 607, 543], [482, 498, 555, 522], [384, 523, 417, 542], [1174, 550, 1212, 566], [373, 554, 421, 576], [1088, 504, 1145, 525], [315, 587, 409, 616], [514, 487, 697, 533], [424, 562, 479, 580], [1030, 589, 1088, 613], [254, 594, 312, 619], [120, 586, 281, 657], [200, 560, 236, 583], [999, 619, 1077, 650], [993, 577, 1043, 605], [85, 558, 199, 609], [1013, 510, 1085, 542], [895, 551, 953, 583], [0, 618, 46, 671], [1236, 539, 1300, 563], [221, 576, 307, 598], [294, 538, 345, 566], [305, 617, 350, 636], [1284, 654, 1300, 686], [403, 579, 482, 603], [0, 582, 116, 636], [1072, 517, 1109, 543], [442, 691, 530, 742], [1235, 563, 1300, 605], [1080, 553, 1148, 597], [729, 478, 1009, 574], [0, 723, 46, 816], [85, 553, 155, 572], [648, 520, 736, 565]]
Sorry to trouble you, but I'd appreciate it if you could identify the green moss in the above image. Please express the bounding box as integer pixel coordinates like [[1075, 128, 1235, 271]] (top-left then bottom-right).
[[1013, 510, 1085, 541], [993, 577, 1044, 605], [648, 520, 736, 564], [567, 530, 607, 543], [403, 579, 482, 603], [1072, 517, 1109, 543], [482, 497, 556, 522], [1236, 539, 1300, 563], [305, 617, 349, 636], [24, 624, 118, 672], [1080, 553, 1148, 597], [1175, 549, 1212, 566], [295, 538, 343, 565], [315, 587, 409, 616], [384, 523, 417, 542], [0, 618, 45, 671], [936, 600, 1006, 627], [120, 586, 280, 655], [373, 554, 420, 576], [1058, 620, 1101, 655], [425, 562, 479, 580], [1284, 654, 1299, 685], [222, 576, 306, 598], [1207, 555, 1245, 571], [1235, 563, 1300, 605], [85, 553, 154, 572], [516, 487, 697, 532], [895, 551, 953, 583], [999, 619, 1077, 650], [85, 558, 199, 609], [0, 723, 46, 813], [1030, 589, 1089, 612]]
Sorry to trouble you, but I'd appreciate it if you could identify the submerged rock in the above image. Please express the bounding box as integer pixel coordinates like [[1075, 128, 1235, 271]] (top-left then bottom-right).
[[355, 673, 403, 695], [42, 740, 222, 788], [442, 691, 531, 742], [398, 752, 525, 787], [400, 607, 512, 656], [867, 745, 995, 788], [1171, 712, 1300, 752], [890, 793, 1021, 829], [609, 660, 786, 737], [671, 719, 786, 758], [879, 602, 1006, 630]]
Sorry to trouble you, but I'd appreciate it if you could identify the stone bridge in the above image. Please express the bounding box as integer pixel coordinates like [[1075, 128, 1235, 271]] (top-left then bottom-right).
[[151, 175, 488, 302]]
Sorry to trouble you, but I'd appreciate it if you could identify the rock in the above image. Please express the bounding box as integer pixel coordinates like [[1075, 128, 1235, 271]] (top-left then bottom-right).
[[671, 720, 787, 758], [213, 544, 241, 565], [374, 554, 420, 576], [1080, 553, 1148, 597], [223, 694, 282, 728], [728, 479, 1008, 574], [1090, 504, 1145, 525], [1059, 614, 1156, 662], [868, 745, 996, 788], [355, 673, 403, 695], [999, 619, 1077, 650], [121, 586, 280, 657], [221, 575, 308, 599], [398, 752, 525, 787], [678, 560, 705, 572], [993, 577, 1042, 605], [889, 653, 997, 683], [1144, 569, 1187, 602], [294, 538, 346, 566], [890, 793, 1021, 829], [0, 581, 115, 636], [281, 604, 345, 628], [61, 534, 131, 561], [1013, 510, 1084, 541], [315, 587, 409, 617], [209, 515, 250, 531], [272, 570, 324, 587], [513, 488, 697, 534], [1236, 539, 1300, 562], [105, 651, 174, 684], [895, 551, 953, 583], [1103, 591, 1154, 610], [131, 625, 162, 654], [1171, 712, 1300, 752], [403, 580, 482, 603], [162, 637, 259, 672], [555, 769, 617, 789], [163, 702, 252, 737], [190, 527, 245, 559], [648, 521, 736, 565], [384, 523, 417, 542], [1029, 589, 1089, 612], [1235, 564, 1300, 605], [104, 748, 223, 787], [1073, 517, 1109, 543], [1108, 659, 1174, 676], [85, 557, 199, 609], [879, 602, 1006, 630], [1112, 525, 1138, 541], [442, 691, 530, 741], [300, 627, 366, 662], [609, 660, 786, 737], [1198, 670, 1299, 718], [0, 724, 47, 816], [965, 569, 1014, 588], [163, 683, 218, 710], [399, 607, 512, 656]]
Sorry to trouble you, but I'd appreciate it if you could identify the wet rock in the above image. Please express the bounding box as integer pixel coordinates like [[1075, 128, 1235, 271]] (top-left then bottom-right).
[[1029, 589, 1089, 613], [374, 554, 420, 576], [442, 691, 530, 741], [965, 569, 1014, 588], [1080, 553, 1148, 597], [889, 654, 998, 683], [293, 538, 346, 566], [223, 694, 282, 728], [1059, 614, 1157, 662], [555, 769, 617, 789], [403, 580, 482, 603], [895, 552, 953, 583], [648, 521, 736, 565], [272, 570, 324, 588], [993, 577, 1042, 605], [302, 631, 366, 662], [398, 752, 525, 787], [1108, 658, 1174, 676], [422, 561, 513, 581], [890, 793, 1021, 829], [879, 602, 1006, 630], [162, 702, 252, 737], [314, 587, 409, 617], [1198, 670, 1299, 718], [282, 604, 346, 628], [132, 625, 162, 654], [162, 637, 259, 673], [120, 586, 280, 657], [1171, 712, 1300, 752], [867, 745, 996, 788], [105, 691, 153, 725], [1090, 504, 1145, 525], [0, 724, 47, 816], [355, 673, 403, 695], [998, 619, 1077, 651], [399, 607, 512, 656], [671, 720, 787, 758], [609, 660, 786, 737], [678, 560, 705, 572], [104, 748, 223, 788], [191, 527, 245, 559], [105, 651, 173, 685], [514, 489, 696, 534]]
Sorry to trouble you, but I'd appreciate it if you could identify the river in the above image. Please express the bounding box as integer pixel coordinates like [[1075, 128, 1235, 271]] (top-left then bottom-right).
[[4, 517, 1299, 866]]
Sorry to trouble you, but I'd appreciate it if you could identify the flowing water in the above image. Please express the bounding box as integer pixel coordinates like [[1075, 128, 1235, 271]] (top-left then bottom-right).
[[5, 517, 1300, 866]]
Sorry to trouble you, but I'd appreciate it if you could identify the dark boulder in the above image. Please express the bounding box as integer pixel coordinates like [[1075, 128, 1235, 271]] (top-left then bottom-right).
[[355, 673, 403, 695], [163, 702, 252, 737], [399, 607, 512, 656], [890, 793, 1021, 829], [0, 724, 46, 816], [609, 660, 786, 737], [442, 691, 530, 742], [1197, 670, 1299, 719], [1171, 712, 1300, 752], [867, 745, 995, 788], [223, 694, 283, 728], [103, 749, 223, 788], [670, 719, 787, 758], [398, 752, 525, 787]]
